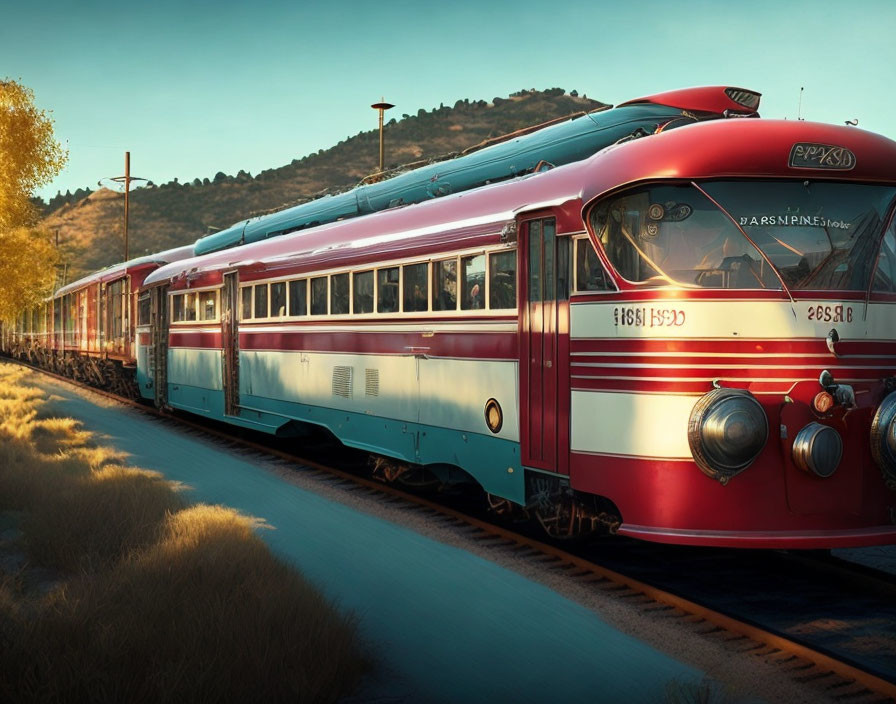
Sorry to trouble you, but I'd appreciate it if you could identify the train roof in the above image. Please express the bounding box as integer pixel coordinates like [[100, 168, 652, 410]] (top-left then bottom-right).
[[189, 86, 760, 257], [145, 119, 896, 287], [578, 118, 896, 207], [55, 244, 195, 298]]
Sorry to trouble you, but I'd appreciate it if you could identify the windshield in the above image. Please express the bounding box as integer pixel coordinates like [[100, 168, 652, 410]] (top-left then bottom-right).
[[591, 183, 780, 289], [701, 181, 896, 290], [590, 181, 896, 291]]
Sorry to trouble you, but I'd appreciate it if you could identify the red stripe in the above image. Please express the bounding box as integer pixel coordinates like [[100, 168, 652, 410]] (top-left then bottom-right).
[[168, 329, 518, 359], [570, 364, 895, 380], [571, 353, 896, 368], [169, 332, 222, 348], [571, 337, 896, 356]]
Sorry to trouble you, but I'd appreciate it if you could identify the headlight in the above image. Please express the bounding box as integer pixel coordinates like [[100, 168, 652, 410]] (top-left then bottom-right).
[[792, 422, 842, 478], [870, 391, 896, 491], [688, 388, 768, 484]]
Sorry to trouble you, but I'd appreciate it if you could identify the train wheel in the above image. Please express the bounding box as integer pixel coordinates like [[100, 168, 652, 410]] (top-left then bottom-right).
[[532, 490, 621, 541], [486, 493, 529, 521]]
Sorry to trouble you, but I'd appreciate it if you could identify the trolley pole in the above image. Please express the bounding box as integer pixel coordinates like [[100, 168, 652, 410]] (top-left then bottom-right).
[[370, 98, 394, 173]]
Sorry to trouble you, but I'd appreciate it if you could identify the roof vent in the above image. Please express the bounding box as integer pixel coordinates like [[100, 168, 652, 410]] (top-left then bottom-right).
[[724, 88, 761, 111]]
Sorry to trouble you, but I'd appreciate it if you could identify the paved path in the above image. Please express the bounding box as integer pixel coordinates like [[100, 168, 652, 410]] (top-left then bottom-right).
[[39, 380, 703, 703]]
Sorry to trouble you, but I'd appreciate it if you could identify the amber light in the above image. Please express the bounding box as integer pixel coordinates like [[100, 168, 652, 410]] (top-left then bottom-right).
[[813, 392, 835, 414]]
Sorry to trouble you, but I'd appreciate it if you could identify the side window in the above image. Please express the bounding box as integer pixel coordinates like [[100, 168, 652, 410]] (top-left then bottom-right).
[[460, 254, 486, 310], [353, 271, 374, 314], [402, 263, 428, 312], [289, 279, 307, 316], [184, 292, 198, 322], [200, 291, 217, 321], [138, 294, 151, 325], [270, 282, 286, 317], [253, 284, 268, 319], [489, 251, 517, 309], [331, 273, 349, 315], [873, 226, 896, 293], [432, 259, 457, 311], [173, 294, 185, 322], [575, 237, 614, 292], [241, 287, 253, 320], [377, 267, 399, 313], [310, 277, 328, 315]]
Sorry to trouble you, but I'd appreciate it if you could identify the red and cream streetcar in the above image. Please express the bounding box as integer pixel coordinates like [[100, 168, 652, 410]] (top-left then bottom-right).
[[7, 86, 896, 547]]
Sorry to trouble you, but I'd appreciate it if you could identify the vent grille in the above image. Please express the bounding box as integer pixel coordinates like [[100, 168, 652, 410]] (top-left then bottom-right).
[[332, 366, 353, 398], [365, 368, 379, 397], [725, 87, 761, 110]]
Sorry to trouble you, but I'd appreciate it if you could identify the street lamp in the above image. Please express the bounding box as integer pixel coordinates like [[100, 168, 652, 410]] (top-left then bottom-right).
[[370, 98, 394, 173], [98, 151, 147, 262]]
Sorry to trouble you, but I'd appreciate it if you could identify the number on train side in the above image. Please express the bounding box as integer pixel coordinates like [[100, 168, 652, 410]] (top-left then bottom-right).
[[613, 306, 686, 328]]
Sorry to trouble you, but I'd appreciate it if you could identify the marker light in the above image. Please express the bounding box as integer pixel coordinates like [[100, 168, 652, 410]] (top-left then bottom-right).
[[792, 422, 842, 478], [688, 388, 768, 484], [484, 399, 503, 434]]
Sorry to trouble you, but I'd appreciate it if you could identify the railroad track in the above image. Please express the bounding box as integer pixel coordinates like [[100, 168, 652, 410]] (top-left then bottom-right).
[[16, 361, 896, 703]]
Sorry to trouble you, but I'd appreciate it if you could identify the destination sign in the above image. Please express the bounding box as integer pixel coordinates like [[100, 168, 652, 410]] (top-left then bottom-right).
[[789, 143, 856, 170]]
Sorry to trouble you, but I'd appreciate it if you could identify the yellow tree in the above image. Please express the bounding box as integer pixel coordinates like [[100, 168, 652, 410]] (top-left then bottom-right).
[[0, 79, 67, 321]]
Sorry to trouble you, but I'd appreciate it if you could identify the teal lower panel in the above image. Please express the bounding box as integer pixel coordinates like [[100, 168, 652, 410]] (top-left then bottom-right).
[[243, 394, 525, 505], [164, 386, 525, 505], [136, 369, 153, 401]]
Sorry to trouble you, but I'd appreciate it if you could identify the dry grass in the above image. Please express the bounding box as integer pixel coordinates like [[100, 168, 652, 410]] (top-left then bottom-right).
[[0, 362, 369, 702]]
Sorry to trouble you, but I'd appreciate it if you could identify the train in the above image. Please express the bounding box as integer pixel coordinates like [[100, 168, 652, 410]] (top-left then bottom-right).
[[5, 85, 896, 548]]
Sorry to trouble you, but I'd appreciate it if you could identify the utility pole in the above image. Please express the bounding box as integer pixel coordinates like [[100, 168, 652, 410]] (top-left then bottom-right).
[[124, 151, 130, 262], [99, 152, 147, 262], [370, 98, 394, 173]]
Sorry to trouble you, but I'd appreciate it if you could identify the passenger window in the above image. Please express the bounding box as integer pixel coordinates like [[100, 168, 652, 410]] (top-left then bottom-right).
[[173, 294, 185, 322], [353, 271, 374, 314], [138, 294, 151, 326], [377, 267, 399, 313], [432, 259, 457, 311], [200, 292, 217, 321], [254, 284, 268, 319], [489, 251, 517, 309], [461, 254, 486, 310], [241, 287, 253, 319], [310, 277, 328, 315], [289, 279, 307, 316], [403, 263, 428, 312], [331, 273, 349, 315], [186, 292, 199, 322], [270, 282, 286, 317]]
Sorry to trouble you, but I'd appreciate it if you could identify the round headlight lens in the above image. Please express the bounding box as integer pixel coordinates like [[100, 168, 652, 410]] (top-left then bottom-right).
[[792, 422, 842, 478], [870, 391, 896, 490], [688, 388, 768, 484]]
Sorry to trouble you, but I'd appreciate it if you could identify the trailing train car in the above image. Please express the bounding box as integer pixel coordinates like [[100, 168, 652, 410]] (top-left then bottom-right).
[[138, 108, 896, 548], [3, 246, 193, 396]]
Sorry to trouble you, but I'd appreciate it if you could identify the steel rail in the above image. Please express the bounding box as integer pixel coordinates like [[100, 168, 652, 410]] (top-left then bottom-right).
[[11, 359, 896, 702]]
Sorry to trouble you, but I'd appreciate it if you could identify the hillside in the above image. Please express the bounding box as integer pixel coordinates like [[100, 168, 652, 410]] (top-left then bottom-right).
[[42, 89, 608, 279]]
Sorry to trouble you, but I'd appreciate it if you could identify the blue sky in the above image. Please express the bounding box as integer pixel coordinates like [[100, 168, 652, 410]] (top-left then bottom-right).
[[4, 0, 895, 201]]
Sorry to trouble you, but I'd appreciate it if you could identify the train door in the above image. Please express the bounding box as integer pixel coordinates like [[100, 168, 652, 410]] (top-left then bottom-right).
[[222, 271, 240, 416], [149, 285, 169, 408], [520, 216, 571, 474], [78, 290, 88, 352]]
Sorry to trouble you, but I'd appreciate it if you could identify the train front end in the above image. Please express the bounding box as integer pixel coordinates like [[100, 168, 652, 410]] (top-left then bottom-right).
[[570, 119, 896, 548]]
